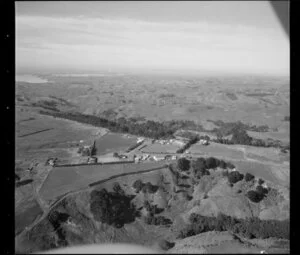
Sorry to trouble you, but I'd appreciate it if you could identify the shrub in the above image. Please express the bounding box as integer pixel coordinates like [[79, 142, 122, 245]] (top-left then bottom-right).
[[206, 157, 219, 169], [256, 185, 268, 195], [244, 173, 255, 182], [247, 190, 264, 203], [178, 212, 289, 240], [258, 178, 264, 185], [112, 182, 125, 195], [219, 160, 227, 169], [133, 179, 144, 193], [141, 182, 159, 194], [90, 188, 137, 228], [226, 162, 235, 169], [177, 158, 190, 172], [158, 240, 175, 251], [228, 171, 244, 184], [144, 215, 172, 226]]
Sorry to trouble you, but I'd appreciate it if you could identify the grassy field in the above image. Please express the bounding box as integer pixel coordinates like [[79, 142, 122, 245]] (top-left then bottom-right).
[[15, 110, 105, 160], [39, 162, 166, 202], [230, 160, 280, 185], [189, 142, 244, 160], [95, 133, 137, 155], [15, 184, 43, 235], [142, 143, 180, 153], [247, 130, 289, 144]]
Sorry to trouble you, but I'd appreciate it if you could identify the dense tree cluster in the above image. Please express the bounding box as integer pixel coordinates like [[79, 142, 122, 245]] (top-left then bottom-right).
[[227, 171, 244, 184], [178, 213, 289, 240], [143, 201, 164, 215], [39, 110, 209, 140], [90, 187, 138, 228], [191, 157, 235, 179], [208, 120, 269, 136], [144, 215, 172, 226], [39, 109, 287, 149], [126, 141, 144, 152], [231, 129, 253, 145], [176, 135, 200, 153], [177, 158, 191, 172], [244, 173, 255, 182], [32, 101, 60, 112], [158, 240, 175, 251], [132, 180, 159, 194], [246, 185, 269, 203]]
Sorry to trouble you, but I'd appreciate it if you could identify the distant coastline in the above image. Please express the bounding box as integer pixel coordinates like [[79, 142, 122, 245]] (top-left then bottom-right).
[[16, 74, 49, 84]]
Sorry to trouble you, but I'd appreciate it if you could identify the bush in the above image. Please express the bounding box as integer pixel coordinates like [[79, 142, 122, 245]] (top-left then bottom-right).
[[133, 179, 144, 193], [206, 157, 219, 169], [256, 185, 268, 195], [192, 158, 209, 179], [144, 215, 172, 226], [247, 190, 264, 203], [228, 171, 244, 184], [90, 188, 137, 227], [258, 178, 264, 185], [177, 158, 190, 172], [113, 182, 125, 195], [178, 212, 289, 240], [219, 160, 227, 169], [158, 240, 175, 251], [244, 173, 255, 182], [141, 182, 159, 194]]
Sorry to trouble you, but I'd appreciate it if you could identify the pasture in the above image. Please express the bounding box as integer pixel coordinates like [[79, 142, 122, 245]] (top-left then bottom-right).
[[95, 133, 137, 155], [15, 110, 105, 161], [189, 142, 244, 160], [230, 160, 281, 186], [39, 161, 166, 202], [15, 184, 43, 235], [141, 143, 180, 153]]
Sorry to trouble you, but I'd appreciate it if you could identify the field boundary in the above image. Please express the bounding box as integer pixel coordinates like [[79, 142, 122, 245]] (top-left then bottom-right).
[[89, 165, 167, 187], [55, 160, 135, 168], [18, 128, 54, 138]]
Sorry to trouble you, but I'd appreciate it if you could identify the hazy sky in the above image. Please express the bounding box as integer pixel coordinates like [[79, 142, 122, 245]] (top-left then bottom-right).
[[16, 1, 289, 76]]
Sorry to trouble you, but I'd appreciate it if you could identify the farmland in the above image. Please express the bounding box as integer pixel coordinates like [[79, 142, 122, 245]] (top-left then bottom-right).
[[39, 162, 166, 203], [15, 73, 289, 254], [189, 142, 244, 160], [95, 133, 137, 155], [141, 143, 180, 154]]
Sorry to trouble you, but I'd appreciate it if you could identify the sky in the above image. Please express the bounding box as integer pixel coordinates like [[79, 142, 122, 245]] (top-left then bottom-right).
[[16, 1, 289, 76]]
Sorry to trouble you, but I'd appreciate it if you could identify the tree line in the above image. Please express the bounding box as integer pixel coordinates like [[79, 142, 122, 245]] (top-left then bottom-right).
[[178, 212, 289, 240]]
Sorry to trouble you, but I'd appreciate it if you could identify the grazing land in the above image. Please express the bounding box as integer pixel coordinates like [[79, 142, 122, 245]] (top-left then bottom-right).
[[95, 133, 137, 155], [189, 142, 244, 159], [15, 74, 289, 254]]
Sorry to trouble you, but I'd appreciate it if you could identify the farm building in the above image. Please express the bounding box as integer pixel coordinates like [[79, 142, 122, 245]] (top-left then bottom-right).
[[137, 137, 145, 143], [153, 155, 166, 161], [199, 139, 209, 145], [173, 140, 185, 146], [87, 157, 98, 164], [171, 155, 177, 160]]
